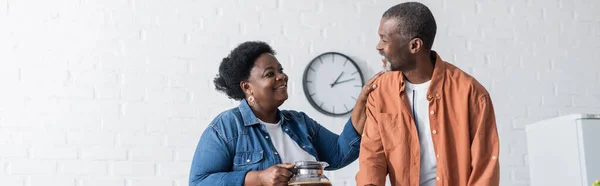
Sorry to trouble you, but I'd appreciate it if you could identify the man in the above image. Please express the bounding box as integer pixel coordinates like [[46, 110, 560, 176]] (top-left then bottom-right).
[[356, 2, 500, 186]]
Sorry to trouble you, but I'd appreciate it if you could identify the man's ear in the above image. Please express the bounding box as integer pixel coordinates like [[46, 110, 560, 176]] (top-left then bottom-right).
[[409, 38, 423, 54]]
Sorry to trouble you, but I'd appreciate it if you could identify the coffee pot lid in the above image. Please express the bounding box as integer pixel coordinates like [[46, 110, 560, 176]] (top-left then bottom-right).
[[294, 161, 329, 169]]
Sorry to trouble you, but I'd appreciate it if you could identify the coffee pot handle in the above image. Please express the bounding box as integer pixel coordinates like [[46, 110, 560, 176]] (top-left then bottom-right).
[[287, 167, 297, 175]]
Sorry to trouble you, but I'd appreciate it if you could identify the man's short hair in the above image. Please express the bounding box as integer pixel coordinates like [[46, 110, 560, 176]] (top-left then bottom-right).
[[383, 2, 437, 50]]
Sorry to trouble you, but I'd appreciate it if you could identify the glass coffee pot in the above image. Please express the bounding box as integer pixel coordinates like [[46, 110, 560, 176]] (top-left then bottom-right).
[[287, 161, 332, 186]]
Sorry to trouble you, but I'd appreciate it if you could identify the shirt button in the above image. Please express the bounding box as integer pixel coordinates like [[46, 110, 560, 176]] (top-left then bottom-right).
[[436, 154, 440, 158], [285, 128, 289, 132], [432, 130, 437, 134], [265, 136, 269, 139], [430, 110, 435, 115], [436, 177, 440, 181], [492, 156, 497, 160], [274, 152, 278, 155], [246, 159, 250, 162], [302, 145, 306, 148]]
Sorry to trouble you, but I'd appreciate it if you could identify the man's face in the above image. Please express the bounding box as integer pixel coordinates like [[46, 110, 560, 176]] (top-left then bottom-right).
[[376, 17, 416, 71]]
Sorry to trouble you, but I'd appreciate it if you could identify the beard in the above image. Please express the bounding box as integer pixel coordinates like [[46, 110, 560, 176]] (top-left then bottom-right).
[[380, 50, 410, 71], [379, 51, 392, 72], [384, 59, 392, 72]]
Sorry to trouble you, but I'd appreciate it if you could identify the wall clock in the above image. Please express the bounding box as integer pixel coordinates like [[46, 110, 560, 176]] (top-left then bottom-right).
[[302, 52, 365, 116]]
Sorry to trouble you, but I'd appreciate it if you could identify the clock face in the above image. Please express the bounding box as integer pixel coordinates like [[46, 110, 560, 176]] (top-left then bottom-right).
[[302, 52, 364, 116]]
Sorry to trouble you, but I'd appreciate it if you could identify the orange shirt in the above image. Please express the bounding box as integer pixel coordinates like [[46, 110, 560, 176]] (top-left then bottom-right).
[[356, 52, 500, 186]]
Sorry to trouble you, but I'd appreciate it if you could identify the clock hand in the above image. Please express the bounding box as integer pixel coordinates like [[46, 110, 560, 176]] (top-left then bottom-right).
[[334, 78, 356, 84], [330, 72, 345, 87]]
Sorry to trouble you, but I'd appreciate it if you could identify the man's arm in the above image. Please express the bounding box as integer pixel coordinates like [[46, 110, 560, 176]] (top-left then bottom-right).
[[467, 93, 500, 186], [356, 94, 387, 185]]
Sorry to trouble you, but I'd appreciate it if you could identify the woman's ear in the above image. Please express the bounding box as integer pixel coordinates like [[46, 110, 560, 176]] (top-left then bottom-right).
[[240, 81, 252, 95]]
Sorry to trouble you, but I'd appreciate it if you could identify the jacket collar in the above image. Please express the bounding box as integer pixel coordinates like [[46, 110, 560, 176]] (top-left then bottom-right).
[[399, 50, 447, 99], [238, 99, 289, 126]]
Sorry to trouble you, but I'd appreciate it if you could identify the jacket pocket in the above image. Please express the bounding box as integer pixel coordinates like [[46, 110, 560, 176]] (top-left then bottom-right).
[[233, 151, 264, 166]]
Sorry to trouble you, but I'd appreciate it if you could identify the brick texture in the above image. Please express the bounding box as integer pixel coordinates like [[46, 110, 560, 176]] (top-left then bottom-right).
[[0, 0, 598, 185]]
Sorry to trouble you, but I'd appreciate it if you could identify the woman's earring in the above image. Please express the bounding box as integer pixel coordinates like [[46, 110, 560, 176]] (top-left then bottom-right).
[[248, 96, 255, 106]]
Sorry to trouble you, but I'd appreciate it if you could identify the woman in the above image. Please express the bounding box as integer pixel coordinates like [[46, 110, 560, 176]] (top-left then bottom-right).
[[189, 41, 383, 186]]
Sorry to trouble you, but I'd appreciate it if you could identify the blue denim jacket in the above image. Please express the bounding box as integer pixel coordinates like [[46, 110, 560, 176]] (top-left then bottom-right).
[[189, 99, 361, 185]]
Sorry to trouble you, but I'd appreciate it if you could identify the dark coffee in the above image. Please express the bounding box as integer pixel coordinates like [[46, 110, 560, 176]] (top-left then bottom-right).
[[288, 182, 332, 186]]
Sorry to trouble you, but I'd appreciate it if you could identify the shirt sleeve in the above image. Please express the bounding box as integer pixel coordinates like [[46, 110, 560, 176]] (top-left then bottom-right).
[[467, 93, 500, 186], [356, 93, 388, 185], [189, 125, 248, 186], [302, 112, 361, 170]]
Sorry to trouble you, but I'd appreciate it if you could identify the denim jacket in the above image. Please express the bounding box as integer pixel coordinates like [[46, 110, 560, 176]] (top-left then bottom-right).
[[189, 99, 362, 185]]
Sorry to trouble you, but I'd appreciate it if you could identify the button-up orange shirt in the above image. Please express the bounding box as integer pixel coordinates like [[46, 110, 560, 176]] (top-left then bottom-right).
[[356, 52, 500, 186]]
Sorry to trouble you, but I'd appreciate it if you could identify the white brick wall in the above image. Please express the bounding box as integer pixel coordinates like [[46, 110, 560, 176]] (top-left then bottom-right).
[[0, 0, 598, 185]]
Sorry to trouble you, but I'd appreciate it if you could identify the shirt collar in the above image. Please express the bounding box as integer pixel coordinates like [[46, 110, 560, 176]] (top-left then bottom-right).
[[238, 99, 289, 126], [399, 50, 447, 99]]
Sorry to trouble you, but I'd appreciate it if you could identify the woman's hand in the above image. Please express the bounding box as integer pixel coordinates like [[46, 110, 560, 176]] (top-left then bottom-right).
[[246, 163, 295, 186], [351, 70, 385, 135]]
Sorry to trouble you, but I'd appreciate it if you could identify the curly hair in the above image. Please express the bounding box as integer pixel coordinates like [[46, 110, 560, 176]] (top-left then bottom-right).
[[213, 41, 276, 100]]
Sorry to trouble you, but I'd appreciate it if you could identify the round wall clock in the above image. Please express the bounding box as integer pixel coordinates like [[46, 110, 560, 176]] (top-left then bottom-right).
[[302, 52, 365, 116]]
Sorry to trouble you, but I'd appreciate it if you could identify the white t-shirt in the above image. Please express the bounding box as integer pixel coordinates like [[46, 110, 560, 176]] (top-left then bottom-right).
[[405, 80, 437, 186], [259, 119, 316, 164]]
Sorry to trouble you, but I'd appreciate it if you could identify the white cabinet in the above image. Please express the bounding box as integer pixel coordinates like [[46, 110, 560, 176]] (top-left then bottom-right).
[[526, 114, 600, 186]]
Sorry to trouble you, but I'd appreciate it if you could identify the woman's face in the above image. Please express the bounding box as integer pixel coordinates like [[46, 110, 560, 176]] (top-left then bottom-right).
[[242, 53, 289, 109]]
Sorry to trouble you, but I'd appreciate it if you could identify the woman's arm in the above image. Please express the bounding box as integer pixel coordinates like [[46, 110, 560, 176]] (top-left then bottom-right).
[[304, 115, 361, 170], [189, 123, 295, 186], [189, 126, 250, 186], [351, 71, 384, 135], [302, 72, 383, 170]]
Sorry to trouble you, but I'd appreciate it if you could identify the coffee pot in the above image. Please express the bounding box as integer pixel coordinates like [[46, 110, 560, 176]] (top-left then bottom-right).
[[287, 161, 332, 186]]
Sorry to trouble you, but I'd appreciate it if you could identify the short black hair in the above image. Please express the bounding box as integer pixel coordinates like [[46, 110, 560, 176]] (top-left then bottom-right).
[[383, 2, 437, 50], [213, 41, 276, 100]]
